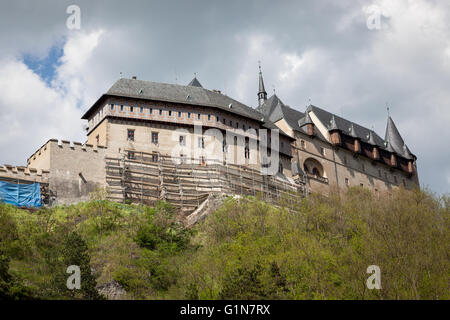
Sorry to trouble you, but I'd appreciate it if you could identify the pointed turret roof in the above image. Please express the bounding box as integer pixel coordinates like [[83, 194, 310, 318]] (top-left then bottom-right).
[[348, 124, 358, 138], [384, 116, 405, 155], [402, 144, 413, 160], [328, 115, 338, 131], [258, 64, 267, 96], [299, 111, 313, 128], [367, 130, 377, 145], [188, 77, 203, 88]]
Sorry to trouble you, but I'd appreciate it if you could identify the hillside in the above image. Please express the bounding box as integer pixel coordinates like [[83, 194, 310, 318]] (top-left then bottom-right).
[[0, 187, 448, 300]]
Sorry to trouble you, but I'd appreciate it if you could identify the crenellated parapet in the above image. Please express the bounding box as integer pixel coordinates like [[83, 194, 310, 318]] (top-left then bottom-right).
[[0, 164, 49, 184]]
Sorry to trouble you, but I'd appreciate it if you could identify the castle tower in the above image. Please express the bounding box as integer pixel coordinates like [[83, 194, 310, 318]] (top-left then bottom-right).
[[257, 63, 267, 107]]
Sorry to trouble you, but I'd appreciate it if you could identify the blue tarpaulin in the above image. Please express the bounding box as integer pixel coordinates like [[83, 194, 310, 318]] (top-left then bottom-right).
[[0, 181, 42, 207]]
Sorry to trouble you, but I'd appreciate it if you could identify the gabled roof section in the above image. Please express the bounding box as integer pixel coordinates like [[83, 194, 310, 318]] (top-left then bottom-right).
[[188, 77, 203, 88], [385, 116, 406, 155], [257, 94, 308, 131]]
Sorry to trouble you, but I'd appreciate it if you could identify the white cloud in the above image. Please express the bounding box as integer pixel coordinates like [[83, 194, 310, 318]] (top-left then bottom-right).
[[0, 30, 104, 166]]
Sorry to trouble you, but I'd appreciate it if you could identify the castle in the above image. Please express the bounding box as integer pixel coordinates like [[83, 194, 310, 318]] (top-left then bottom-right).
[[0, 67, 419, 210]]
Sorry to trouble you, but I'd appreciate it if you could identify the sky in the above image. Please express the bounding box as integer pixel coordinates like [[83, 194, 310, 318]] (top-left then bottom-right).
[[0, 0, 449, 194]]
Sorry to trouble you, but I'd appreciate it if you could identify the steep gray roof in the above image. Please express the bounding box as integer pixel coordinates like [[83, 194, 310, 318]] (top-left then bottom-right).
[[385, 116, 406, 155], [306, 105, 387, 149], [83, 78, 264, 122], [188, 77, 203, 88]]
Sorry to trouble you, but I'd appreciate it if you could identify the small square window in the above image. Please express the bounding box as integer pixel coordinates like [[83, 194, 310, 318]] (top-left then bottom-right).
[[127, 151, 135, 160], [151, 154, 158, 162]]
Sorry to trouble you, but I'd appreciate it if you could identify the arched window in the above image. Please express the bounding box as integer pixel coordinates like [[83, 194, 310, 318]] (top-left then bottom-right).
[[303, 158, 325, 178]]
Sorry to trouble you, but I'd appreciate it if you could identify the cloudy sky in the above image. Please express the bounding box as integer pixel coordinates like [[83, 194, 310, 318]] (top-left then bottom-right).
[[0, 0, 449, 194]]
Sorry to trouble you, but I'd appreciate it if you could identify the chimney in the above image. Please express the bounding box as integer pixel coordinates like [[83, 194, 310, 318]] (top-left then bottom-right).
[[132, 76, 137, 80]]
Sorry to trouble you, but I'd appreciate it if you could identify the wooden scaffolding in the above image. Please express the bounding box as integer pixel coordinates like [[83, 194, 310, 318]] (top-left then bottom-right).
[[105, 150, 306, 215]]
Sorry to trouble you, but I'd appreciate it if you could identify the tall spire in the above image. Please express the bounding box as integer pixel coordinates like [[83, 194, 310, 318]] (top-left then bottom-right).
[[257, 61, 267, 107], [385, 116, 405, 155]]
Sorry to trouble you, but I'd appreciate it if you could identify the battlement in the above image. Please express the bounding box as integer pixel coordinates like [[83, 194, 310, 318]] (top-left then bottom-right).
[[0, 164, 49, 184], [27, 139, 107, 167]]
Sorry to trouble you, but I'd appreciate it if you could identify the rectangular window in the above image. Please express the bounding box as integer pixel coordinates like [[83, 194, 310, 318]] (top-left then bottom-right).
[[120, 105, 124, 111], [179, 135, 186, 146], [345, 178, 349, 186], [244, 147, 250, 159], [152, 154, 158, 162], [130, 106, 134, 112], [152, 132, 158, 144], [127, 151, 135, 160], [150, 108, 153, 114], [236, 122, 239, 128], [360, 183, 364, 187], [178, 111, 182, 117], [320, 147, 325, 156], [127, 129, 135, 141], [197, 113, 201, 120], [229, 120, 233, 126], [140, 107, 143, 113], [301, 140, 306, 149], [188, 112, 191, 118], [180, 154, 187, 164], [208, 114, 211, 121], [169, 110, 172, 116], [216, 116, 219, 122], [159, 109, 163, 115], [110, 104, 114, 110]]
